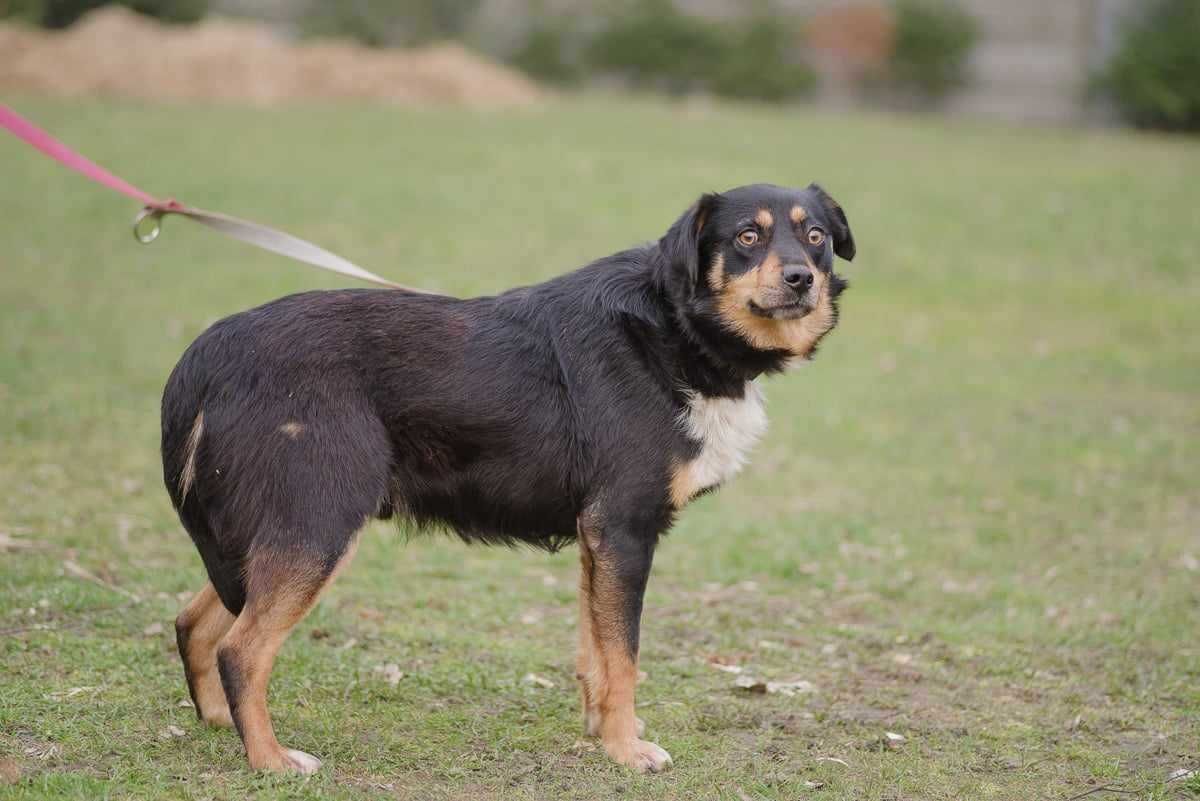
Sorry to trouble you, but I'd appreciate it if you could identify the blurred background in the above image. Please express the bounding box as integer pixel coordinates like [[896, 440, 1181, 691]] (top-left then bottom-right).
[[2, 0, 1198, 130], [2, 2, 1198, 800]]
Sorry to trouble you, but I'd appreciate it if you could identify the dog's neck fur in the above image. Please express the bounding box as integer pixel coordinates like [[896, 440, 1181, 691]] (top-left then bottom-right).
[[650, 253, 791, 399]]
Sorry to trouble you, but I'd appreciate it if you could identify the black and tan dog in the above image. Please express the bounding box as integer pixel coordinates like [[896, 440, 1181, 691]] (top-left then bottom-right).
[[163, 183, 855, 774]]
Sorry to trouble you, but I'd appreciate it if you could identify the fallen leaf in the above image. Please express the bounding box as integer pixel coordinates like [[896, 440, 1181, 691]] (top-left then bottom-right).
[[374, 663, 404, 686], [143, 622, 164, 637], [0, 532, 38, 550], [891, 652, 913, 665], [167, 725, 185, 738], [1180, 554, 1199, 572], [1168, 768, 1197, 782], [804, 780, 824, 789], [62, 560, 140, 602], [523, 673, 555, 689], [519, 610, 542, 625], [816, 756, 848, 767], [570, 739, 597, 754], [357, 606, 385, 621], [767, 679, 815, 696], [177, 699, 194, 708], [734, 675, 768, 693], [710, 663, 744, 675], [338, 638, 358, 651], [48, 686, 97, 701], [884, 731, 906, 748], [0, 759, 21, 784], [23, 743, 59, 761]]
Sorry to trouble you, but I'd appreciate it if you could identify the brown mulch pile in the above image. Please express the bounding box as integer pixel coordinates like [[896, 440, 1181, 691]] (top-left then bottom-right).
[[0, 6, 542, 107]]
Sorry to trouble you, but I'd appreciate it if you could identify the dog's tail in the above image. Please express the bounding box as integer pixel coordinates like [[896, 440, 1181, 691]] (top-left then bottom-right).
[[161, 345, 208, 512]]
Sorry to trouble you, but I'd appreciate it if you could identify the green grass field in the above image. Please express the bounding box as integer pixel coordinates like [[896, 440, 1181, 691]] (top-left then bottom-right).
[[1, 96, 1198, 801]]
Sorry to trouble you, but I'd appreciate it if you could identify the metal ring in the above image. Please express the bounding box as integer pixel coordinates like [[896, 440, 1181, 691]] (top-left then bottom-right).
[[133, 207, 163, 244]]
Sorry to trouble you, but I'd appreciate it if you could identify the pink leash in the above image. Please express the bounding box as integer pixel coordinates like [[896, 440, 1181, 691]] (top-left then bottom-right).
[[1, 103, 420, 291]]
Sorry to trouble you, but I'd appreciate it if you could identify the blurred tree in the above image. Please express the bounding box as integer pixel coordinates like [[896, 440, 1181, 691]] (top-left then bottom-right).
[[510, 19, 582, 86], [0, 0, 44, 22], [709, 13, 816, 102], [887, 0, 977, 101], [35, 0, 205, 27], [580, 0, 815, 101], [301, 0, 481, 47], [1097, 0, 1200, 131], [586, 0, 722, 94]]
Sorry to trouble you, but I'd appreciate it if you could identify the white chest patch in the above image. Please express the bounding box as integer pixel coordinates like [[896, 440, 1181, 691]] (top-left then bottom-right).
[[673, 381, 768, 505]]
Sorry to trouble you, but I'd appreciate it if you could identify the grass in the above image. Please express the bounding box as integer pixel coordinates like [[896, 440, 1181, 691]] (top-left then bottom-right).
[[1, 94, 1198, 801]]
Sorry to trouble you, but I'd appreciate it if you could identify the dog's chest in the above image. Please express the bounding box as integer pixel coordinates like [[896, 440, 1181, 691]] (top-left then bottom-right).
[[673, 382, 768, 504]]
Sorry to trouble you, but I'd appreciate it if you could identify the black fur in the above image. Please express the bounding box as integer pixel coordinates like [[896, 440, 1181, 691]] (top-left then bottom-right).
[[162, 184, 854, 627]]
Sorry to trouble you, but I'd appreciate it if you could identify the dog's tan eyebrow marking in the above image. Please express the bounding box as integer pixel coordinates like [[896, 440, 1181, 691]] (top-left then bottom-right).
[[754, 208, 774, 229], [790, 205, 807, 224]]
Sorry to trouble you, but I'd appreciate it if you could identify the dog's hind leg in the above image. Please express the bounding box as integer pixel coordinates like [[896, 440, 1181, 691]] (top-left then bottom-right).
[[216, 535, 360, 774], [176, 582, 236, 727]]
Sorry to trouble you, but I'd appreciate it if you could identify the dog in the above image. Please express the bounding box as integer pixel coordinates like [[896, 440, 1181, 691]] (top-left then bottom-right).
[[162, 183, 854, 774]]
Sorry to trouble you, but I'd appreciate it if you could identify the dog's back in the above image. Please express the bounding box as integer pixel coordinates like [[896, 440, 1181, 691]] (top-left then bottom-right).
[[161, 277, 676, 615]]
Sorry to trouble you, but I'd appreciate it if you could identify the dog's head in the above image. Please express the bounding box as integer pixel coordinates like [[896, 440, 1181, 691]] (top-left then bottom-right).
[[660, 183, 854, 362]]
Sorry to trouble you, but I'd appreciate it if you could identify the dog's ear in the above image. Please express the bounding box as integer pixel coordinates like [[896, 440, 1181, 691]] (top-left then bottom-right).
[[807, 183, 855, 262], [660, 193, 719, 288]]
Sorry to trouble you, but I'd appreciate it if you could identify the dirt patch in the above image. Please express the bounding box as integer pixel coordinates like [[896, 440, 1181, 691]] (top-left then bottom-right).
[[0, 6, 541, 107]]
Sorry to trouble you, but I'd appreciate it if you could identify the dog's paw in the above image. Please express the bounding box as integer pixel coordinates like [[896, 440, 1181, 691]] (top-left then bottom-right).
[[252, 747, 323, 774], [282, 749, 323, 774], [605, 738, 672, 774]]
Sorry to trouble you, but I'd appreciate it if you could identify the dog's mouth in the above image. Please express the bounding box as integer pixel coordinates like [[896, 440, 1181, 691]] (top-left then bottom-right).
[[748, 299, 811, 320]]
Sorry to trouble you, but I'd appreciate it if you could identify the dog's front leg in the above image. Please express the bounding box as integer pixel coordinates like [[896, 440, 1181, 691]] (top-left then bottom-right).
[[576, 509, 670, 773]]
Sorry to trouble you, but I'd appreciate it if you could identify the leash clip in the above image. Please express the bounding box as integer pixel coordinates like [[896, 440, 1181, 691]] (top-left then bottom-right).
[[133, 206, 164, 244]]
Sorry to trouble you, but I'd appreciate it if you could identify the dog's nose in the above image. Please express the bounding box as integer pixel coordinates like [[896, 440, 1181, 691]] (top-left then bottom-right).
[[782, 265, 814, 290]]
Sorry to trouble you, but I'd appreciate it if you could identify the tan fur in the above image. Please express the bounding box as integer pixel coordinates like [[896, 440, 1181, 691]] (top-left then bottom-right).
[[176, 582, 235, 727], [706, 252, 726, 291], [715, 263, 837, 358], [669, 460, 694, 509], [576, 538, 602, 735], [218, 539, 360, 772], [179, 411, 204, 499], [754, 208, 774, 229], [790, 205, 808, 224], [278, 422, 305, 438], [575, 508, 670, 772]]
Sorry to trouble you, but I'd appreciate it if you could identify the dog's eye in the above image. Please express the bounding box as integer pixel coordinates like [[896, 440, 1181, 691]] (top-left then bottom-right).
[[736, 230, 759, 247], [807, 228, 826, 247]]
